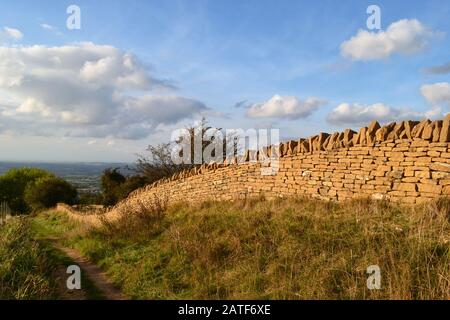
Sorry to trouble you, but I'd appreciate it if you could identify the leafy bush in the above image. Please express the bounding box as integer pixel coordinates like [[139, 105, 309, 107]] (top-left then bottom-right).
[[100, 168, 146, 206], [0, 168, 53, 214], [115, 175, 147, 200], [101, 168, 126, 206], [24, 177, 77, 211]]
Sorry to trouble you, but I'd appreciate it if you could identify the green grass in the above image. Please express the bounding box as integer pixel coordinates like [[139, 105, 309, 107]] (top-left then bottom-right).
[[40, 241, 106, 300], [0, 214, 106, 300], [31, 211, 107, 299], [0, 218, 55, 299], [31, 210, 78, 240], [32, 197, 450, 300]]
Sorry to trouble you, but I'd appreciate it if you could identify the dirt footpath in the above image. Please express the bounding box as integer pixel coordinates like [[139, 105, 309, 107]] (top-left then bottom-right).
[[53, 243, 127, 300]]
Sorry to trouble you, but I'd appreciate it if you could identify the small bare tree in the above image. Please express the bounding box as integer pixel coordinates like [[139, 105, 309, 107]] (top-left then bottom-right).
[[135, 118, 239, 183]]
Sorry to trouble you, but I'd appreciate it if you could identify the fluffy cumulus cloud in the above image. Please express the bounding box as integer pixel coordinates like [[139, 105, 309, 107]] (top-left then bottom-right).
[[420, 82, 450, 106], [1, 27, 23, 41], [0, 43, 207, 139], [246, 94, 326, 119], [341, 19, 436, 61], [326, 102, 438, 126], [328, 82, 450, 126]]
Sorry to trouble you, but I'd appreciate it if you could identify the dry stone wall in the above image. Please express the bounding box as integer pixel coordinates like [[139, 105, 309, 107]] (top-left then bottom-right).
[[120, 116, 450, 204], [63, 117, 450, 224]]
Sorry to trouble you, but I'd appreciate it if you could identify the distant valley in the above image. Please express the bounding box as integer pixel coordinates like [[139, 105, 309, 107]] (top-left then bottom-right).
[[0, 162, 132, 193]]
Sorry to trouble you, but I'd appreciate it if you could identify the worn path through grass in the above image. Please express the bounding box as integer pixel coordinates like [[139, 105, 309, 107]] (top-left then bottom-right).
[[51, 241, 126, 300], [29, 198, 450, 300], [31, 214, 126, 300]]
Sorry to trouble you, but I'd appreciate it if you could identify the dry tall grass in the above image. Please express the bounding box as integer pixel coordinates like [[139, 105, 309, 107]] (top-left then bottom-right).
[[0, 218, 54, 299], [42, 197, 449, 299]]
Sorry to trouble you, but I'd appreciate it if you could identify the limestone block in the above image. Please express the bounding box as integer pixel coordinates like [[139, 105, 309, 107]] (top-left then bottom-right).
[[422, 121, 435, 140], [298, 139, 310, 153], [343, 129, 356, 147], [322, 135, 332, 151], [430, 162, 450, 172], [308, 135, 318, 153], [353, 127, 368, 145], [287, 140, 298, 155], [440, 114, 450, 142], [411, 119, 430, 138], [404, 120, 419, 139], [417, 184, 442, 194], [432, 121, 443, 142], [326, 132, 339, 150], [387, 122, 405, 140], [376, 122, 395, 142], [366, 121, 381, 144]]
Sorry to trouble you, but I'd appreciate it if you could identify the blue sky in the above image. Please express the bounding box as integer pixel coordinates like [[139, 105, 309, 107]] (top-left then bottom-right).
[[0, 0, 449, 162]]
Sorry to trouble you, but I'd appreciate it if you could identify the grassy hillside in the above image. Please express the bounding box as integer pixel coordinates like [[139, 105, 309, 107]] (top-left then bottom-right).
[[32, 197, 450, 300], [0, 218, 55, 299], [0, 217, 105, 300]]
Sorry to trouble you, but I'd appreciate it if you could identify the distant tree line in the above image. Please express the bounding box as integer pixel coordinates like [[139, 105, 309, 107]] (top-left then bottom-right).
[[0, 168, 77, 214], [0, 118, 236, 211]]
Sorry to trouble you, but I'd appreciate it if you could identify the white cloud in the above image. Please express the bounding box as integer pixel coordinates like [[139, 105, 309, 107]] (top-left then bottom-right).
[[0, 43, 207, 139], [341, 19, 436, 61], [327, 102, 437, 126], [40, 23, 62, 36], [40, 23, 56, 31], [16, 98, 52, 117], [1, 27, 23, 41], [246, 94, 326, 119], [420, 82, 450, 107]]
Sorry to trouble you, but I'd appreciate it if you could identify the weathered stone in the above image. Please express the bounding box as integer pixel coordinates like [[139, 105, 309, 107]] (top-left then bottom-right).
[[387, 122, 405, 140], [322, 135, 331, 151], [371, 193, 388, 200], [443, 185, 450, 195], [412, 119, 430, 138], [354, 127, 368, 145], [65, 117, 450, 217], [430, 162, 450, 172], [247, 150, 257, 162], [395, 183, 417, 192], [432, 121, 442, 143], [312, 132, 329, 151], [343, 129, 356, 147], [375, 122, 395, 142], [298, 139, 310, 153], [287, 140, 298, 155], [326, 132, 339, 150], [422, 121, 435, 140], [308, 135, 318, 153], [335, 132, 345, 148], [366, 121, 381, 144], [440, 114, 450, 142], [404, 120, 419, 139], [258, 146, 269, 161], [417, 184, 442, 194]]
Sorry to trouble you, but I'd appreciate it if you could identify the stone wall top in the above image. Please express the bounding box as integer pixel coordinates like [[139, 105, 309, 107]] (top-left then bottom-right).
[[142, 116, 450, 190]]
